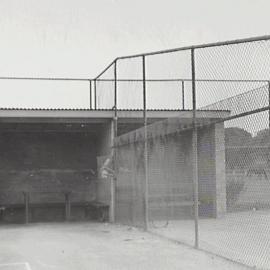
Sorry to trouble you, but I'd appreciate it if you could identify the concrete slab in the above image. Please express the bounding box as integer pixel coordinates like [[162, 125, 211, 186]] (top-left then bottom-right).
[[0, 222, 247, 270], [150, 210, 270, 270]]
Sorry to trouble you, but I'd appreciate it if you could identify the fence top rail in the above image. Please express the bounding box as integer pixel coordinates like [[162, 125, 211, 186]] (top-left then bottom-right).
[[93, 35, 270, 80], [94, 78, 269, 83], [116, 35, 270, 60], [1, 35, 270, 82], [0, 77, 269, 83], [95, 59, 116, 80]]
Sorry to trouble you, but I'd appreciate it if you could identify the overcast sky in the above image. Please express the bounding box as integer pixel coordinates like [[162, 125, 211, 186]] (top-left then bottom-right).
[[1, 0, 270, 77], [0, 0, 270, 109]]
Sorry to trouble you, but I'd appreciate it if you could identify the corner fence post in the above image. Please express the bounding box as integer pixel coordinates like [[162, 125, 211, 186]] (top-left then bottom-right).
[[191, 48, 199, 249], [110, 60, 118, 223], [142, 55, 149, 230]]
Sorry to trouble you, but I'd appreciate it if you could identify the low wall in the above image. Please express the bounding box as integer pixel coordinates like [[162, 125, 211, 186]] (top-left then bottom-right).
[[114, 119, 227, 226]]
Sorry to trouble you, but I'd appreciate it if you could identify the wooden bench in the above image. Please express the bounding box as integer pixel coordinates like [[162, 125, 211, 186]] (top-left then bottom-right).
[[0, 192, 109, 224]]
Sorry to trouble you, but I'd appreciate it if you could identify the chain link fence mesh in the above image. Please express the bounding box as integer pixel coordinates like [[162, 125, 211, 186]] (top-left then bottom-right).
[[2, 32, 270, 269], [112, 38, 270, 269]]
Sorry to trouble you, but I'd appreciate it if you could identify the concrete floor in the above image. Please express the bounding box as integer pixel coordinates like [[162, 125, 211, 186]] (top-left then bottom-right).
[[0, 222, 248, 270], [150, 210, 270, 270]]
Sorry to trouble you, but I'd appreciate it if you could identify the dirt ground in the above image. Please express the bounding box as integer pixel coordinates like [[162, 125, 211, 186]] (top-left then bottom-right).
[[0, 222, 249, 270]]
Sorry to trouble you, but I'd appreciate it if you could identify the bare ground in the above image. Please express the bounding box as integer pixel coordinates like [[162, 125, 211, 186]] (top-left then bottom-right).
[[0, 222, 249, 270]]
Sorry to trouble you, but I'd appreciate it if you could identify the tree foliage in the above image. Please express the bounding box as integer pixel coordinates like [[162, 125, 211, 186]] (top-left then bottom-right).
[[225, 127, 252, 146]]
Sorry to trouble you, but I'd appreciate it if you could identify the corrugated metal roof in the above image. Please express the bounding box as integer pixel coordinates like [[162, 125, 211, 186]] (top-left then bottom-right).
[[0, 108, 185, 111], [0, 108, 229, 112]]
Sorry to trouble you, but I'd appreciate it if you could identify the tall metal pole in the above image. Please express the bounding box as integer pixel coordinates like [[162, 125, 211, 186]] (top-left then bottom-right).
[[114, 61, 118, 124], [142, 55, 149, 231], [89, 80, 92, 110], [110, 60, 118, 223], [182, 80, 185, 110], [94, 79, 97, 110], [191, 48, 199, 249]]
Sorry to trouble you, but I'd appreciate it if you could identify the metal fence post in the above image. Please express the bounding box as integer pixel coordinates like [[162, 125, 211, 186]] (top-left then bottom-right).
[[114, 60, 118, 124], [94, 79, 97, 110], [142, 55, 149, 230], [89, 80, 92, 110], [268, 81, 270, 130], [182, 80, 185, 110], [110, 60, 118, 223], [191, 48, 199, 249]]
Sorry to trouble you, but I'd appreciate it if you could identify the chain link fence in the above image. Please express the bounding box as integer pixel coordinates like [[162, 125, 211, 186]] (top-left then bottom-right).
[[1, 35, 270, 269], [109, 37, 270, 269]]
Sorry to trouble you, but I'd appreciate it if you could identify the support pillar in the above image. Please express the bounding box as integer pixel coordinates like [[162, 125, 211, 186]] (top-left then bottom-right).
[[65, 192, 71, 221], [23, 192, 30, 224]]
